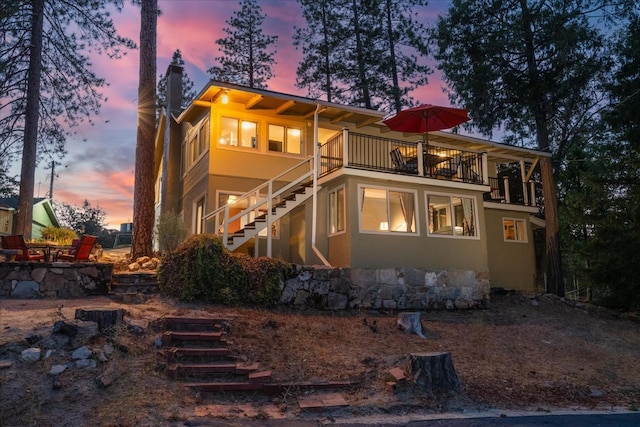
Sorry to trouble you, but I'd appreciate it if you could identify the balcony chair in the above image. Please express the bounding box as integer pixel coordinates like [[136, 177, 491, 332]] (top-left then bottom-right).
[[0, 235, 44, 261], [434, 156, 462, 178], [390, 148, 417, 173], [56, 235, 96, 262]]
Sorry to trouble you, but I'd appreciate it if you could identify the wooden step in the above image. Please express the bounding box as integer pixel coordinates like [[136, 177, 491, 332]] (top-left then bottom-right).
[[161, 331, 226, 346], [162, 347, 231, 361], [184, 380, 354, 394]]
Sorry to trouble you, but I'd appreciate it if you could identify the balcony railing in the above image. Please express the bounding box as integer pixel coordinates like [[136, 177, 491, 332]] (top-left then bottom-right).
[[320, 129, 541, 207], [320, 130, 485, 184]]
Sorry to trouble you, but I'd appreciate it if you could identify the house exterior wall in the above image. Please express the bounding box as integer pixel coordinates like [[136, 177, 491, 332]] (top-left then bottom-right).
[[484, 208, 536, 291]]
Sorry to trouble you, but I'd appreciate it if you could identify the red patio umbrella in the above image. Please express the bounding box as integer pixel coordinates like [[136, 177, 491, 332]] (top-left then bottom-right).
[[382, 104, 470, 136]]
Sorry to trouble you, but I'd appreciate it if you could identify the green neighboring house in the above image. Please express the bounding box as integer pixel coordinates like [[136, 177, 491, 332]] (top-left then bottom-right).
[[0, 197, 60, 240]]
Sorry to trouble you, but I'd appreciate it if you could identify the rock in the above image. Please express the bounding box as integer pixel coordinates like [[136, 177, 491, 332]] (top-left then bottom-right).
[[154, 337, 163, 348], [50, 365, 66, 375], [12, 281, 40, 298], [45, 349, 53, 359], [128, 262, 140, 272], [94, 349, 109, 363], [589, 387, 604, 397], [21, 348, 41, 362], [0, 360, 14, 369], [96, 364, 120, 388], [103, 343, 114, 357], [125, 318, 148, 335], [72, 346, 92, 360], [76, 359, 97, 369], [25, 332, 42, 345]]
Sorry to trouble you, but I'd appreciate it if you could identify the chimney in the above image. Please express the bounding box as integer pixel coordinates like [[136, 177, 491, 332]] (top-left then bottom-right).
[[165, 64, 183, 115], [160, 64, 184, 217]]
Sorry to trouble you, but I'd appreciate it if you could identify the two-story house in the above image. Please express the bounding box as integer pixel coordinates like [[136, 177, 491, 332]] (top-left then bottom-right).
[[154, 65, 549, 294]]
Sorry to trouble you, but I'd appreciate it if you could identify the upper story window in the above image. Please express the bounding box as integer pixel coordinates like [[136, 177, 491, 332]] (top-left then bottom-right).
[[359, 185, 417, 234], [427, 192, 478, 238], [268, 124, 302, 154], [503, 218, 527, 242], [184, 118, 209, 170], [220, 117, 257, 149]]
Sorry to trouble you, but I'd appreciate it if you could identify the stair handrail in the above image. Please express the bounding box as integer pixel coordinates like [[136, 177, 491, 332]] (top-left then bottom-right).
[[203, 156, 315, 245]]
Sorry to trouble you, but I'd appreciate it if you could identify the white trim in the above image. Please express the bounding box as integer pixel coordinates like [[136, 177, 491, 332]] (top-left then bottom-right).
[[483, 201, 538, 213], [425, 190, 480, 240], [357, 184, 420, 236]]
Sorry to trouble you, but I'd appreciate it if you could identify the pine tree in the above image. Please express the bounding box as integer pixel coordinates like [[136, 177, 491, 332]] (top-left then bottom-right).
[[295, 0, 430, 112], [208, 0, 278, 89], [0, 0, 134, 238], [131, 0, 157, 259], [157, 49, 196, 119], [294, 0, 349, 102], [434, 0, 627, 296]]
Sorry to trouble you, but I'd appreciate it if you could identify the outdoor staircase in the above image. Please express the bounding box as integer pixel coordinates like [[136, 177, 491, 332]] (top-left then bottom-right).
[[204, 156, 319, 253], [225, 181, 315, 251], [110, 272, 159, 299], [156, 316, 353, 395]]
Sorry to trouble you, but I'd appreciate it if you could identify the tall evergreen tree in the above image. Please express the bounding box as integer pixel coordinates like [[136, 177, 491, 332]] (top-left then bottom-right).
[[157, 49, 196, 119], [208, 0, 278, 89], [294, 0, 349, 102], [434, 0, 620, 296], [0, 0, 134, 238], [131, 0, 157, 259], [295, 0, 430, 112]]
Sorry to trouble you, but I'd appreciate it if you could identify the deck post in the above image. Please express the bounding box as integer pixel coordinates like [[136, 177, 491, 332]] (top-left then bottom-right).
[[342, 128, 349, 168], [503, 176, 511, 203], [482, 153, 489, 185], [417, 143, 425, 177]]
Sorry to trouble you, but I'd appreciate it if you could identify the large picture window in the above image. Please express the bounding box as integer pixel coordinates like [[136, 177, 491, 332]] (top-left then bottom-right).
[[359, 186, 417, 234], [427, 193, 477, 237], [329, 186, 345, 235], [503, 218, 527, 242], [219, 117, 257, 148], [268, 124, 301, 154]]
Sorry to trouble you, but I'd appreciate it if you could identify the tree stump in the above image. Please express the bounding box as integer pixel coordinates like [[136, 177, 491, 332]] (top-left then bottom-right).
[[409, 352, 461, 395], [75, 309, 125, 332], [397, 312, 426, 338]]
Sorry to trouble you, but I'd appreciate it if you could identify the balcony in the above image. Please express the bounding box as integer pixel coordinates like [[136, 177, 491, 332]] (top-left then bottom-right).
[[320, 129, 541, 207]]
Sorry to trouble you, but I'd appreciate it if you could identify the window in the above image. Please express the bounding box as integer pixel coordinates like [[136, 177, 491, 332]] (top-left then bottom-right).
[[427, 193, 477, 237], [329, 186, 345, 235], [359, 186, 417, 234], [268, 124, 301, 154], [217, 192, 279, 238], [184, 118, 209, 169], [195, 198, 205, 234], [220, 117, 257, 148], [503, 218, 527, 242]]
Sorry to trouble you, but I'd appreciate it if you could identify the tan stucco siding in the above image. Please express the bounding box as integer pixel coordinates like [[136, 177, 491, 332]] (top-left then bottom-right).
[[324, 176, 490, 271], [485, 209, 536, 291]]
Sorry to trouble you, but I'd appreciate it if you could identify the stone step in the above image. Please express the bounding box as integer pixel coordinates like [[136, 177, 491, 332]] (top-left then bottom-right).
[[111, 272, 158, 294]]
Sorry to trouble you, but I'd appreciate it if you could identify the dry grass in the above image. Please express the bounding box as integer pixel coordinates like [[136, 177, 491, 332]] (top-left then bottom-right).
[[1, 292, 639, 426]]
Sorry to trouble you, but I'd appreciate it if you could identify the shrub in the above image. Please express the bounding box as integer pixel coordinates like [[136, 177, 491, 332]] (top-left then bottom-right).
[[156, 211, 189, 254], [158, 234, 292, 307], [39, 226, 77, 245]]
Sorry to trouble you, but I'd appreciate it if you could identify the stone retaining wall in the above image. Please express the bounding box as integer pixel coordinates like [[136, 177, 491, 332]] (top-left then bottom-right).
[[0, 262, 113, 298], [281, 266, 490, 310]]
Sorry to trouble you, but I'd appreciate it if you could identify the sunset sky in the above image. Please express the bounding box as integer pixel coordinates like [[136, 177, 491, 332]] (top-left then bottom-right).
[[36, 0, 452, 228]]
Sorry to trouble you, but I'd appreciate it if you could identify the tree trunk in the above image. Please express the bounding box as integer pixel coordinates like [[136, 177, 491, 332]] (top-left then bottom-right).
[[540, 156, 564, 296], [409, 352, 461, 395], [131, 0, 157, 259], [75, 308, 125, 332], [16, 0, 45, 240]]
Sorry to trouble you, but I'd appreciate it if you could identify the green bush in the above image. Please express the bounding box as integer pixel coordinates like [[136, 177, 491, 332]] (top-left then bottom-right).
[[39, 226, 78, 245], [156, 211, 189, 254], [158, 234, 292, 307]]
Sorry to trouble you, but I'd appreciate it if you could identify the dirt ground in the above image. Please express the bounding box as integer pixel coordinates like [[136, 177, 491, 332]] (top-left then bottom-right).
[[1, 290, 639, 426]]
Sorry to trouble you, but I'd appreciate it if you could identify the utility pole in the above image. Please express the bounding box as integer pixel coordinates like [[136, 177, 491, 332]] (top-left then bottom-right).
[[48, 160, 55, 200]]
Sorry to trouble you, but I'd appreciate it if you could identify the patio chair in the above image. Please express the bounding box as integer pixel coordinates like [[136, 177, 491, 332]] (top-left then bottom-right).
[[390, 148, 417, 173], [0, 235, 44, 261], [56, 235, 96, 262], [435, 156, 462, 178]]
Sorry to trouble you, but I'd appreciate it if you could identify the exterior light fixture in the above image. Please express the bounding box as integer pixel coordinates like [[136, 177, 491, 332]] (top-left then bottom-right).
[[221, 91, 229, 104], [379, 222, 389, 231]]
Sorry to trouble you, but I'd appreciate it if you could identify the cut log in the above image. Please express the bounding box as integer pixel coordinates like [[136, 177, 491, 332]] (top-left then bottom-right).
[[409, 352, 461, 395], [75, 309, 125, 331], [397, 312, 426, 338]]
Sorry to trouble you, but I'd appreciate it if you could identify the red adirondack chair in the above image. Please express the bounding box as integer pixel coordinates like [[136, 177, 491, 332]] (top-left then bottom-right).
[[1, 235, 45, 261], [56, 235, 96, 262]]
